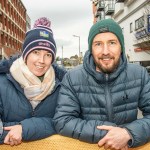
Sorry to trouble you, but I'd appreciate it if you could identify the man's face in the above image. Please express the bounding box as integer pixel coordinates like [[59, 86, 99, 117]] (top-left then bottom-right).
[[92, 32, 121, 74]]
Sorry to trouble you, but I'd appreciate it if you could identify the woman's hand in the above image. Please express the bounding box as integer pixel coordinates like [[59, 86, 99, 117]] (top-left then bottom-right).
[[4, 125, 22, 146]]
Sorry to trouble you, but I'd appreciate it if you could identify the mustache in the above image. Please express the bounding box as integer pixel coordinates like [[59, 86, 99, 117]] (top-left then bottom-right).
[[98, 55, 114, 59]]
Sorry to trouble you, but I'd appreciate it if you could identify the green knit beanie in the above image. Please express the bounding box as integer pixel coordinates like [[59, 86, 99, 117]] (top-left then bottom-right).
[[88, 19, 124, 52]]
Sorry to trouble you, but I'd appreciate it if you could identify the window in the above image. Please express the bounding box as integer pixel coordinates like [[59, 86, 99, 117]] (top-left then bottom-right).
[[135, 16, 144, 30], [130, 22, 133, 33]]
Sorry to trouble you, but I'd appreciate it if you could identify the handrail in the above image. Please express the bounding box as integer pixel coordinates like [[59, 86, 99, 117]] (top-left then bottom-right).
[[0, 135, 150, 150]]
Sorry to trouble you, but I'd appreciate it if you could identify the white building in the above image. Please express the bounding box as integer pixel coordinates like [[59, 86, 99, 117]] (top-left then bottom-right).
[[26, 13, 31, 32], [92, 0, 150, 65]]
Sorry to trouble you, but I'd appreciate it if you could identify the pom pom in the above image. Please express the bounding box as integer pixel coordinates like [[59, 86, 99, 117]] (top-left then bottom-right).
[[33, 17, 51, 28]]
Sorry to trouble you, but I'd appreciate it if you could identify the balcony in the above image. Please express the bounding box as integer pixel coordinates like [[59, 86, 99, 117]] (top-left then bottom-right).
[[113, 3, 124, 18], [105, 4, 115, 15], [97, 12, 105, 21], [135, 29, 149, 40], [97, 1, 105, 11], [116, 0, 125, 2]]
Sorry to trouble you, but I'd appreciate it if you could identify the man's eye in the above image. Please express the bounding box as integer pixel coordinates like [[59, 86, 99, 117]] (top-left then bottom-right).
[[110, 41, 116, 45], [95, 42, 101, 46]]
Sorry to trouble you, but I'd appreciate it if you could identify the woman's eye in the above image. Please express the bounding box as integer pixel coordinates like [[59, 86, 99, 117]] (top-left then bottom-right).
[[33, 50, 39, 54], [46, 53, 52, 57]]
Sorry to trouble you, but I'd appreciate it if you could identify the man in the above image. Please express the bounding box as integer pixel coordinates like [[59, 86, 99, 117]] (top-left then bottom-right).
[[54, 19, 150, 150]]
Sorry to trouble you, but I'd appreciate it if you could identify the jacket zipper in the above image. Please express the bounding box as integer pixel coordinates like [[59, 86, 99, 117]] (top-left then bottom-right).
[[105, 74, 113, 122]]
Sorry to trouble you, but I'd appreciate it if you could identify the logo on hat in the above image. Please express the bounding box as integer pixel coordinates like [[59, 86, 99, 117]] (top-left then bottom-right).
[[99, 27, 109, 33], [38, 42, 50, 47], [40, 31, 49, 38]]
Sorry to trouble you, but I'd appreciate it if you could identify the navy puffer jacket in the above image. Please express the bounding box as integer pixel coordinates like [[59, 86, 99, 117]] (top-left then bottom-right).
[[0, 56, 66, 143], [54, 50, 150, 147]]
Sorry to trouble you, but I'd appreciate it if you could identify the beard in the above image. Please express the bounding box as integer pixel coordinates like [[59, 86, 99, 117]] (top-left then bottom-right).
[[93, 55, 120, 74]]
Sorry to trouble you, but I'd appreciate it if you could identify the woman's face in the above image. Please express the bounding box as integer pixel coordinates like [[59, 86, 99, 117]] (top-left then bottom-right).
[[26, 49, 52, 76]]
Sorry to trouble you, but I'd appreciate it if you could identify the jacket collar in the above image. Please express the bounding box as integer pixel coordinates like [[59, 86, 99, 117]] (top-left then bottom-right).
[[83, 50, 127, 83]]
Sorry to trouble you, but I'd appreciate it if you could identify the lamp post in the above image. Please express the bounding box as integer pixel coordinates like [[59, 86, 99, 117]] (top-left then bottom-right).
[[73, 35, 80, 57], [61, 45, 63, 65]]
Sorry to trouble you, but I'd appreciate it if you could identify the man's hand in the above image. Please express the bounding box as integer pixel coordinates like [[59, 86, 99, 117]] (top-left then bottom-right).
[[4, 125, 22, 146], [97, 125, 131, 150]]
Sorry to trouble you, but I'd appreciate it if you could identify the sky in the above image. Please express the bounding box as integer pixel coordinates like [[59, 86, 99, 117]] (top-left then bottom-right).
[[21, 0, 93, 58]]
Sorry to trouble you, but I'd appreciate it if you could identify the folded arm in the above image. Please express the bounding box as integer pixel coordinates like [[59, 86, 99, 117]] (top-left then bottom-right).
[[0, 117, 56, 144], [54, 73, 117, 143], [122, 69, 150, 147]]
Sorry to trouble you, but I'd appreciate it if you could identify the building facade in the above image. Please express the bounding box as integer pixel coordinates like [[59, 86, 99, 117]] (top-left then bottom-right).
[[26, 13, 31, 32], [92, 0, 150, 65], [0, 0, 27, 59]]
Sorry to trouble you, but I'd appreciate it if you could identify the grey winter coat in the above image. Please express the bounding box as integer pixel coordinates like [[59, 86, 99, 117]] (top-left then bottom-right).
[[54, 50, 150, 147]]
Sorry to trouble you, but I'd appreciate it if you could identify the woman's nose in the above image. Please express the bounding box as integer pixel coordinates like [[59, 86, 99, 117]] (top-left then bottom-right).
[[38, 55, 44, 63]]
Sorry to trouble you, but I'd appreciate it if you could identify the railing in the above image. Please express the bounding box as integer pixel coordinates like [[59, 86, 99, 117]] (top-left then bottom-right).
[[105, 3, 115, 15], [97, 1, 105, 11], [1, 135, 150, 150]]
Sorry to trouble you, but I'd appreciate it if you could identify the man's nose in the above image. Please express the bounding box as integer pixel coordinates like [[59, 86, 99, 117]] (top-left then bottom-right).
[[102, 44, 109, 55]]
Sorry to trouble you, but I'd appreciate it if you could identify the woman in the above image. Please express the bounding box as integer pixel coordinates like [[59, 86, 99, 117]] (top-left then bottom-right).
[[0, 17, 66, 146]]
